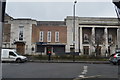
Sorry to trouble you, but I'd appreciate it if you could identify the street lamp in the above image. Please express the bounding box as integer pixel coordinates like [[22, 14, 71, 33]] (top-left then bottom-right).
[[73, 0, 77, 62]]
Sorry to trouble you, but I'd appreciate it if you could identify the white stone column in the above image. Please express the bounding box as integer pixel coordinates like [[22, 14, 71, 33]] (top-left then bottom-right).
[[80, 27, 83, 55], [91, 27, 95, 55], [65, 19, 73, 53], [117, 28, 120, 48], [75, 21, 79, 53], [104, 28, 108, 55]]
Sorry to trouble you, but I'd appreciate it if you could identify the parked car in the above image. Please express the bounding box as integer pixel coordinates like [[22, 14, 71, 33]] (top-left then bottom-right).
[[1, 49, 27, 63], [109, 50, 120, 65]]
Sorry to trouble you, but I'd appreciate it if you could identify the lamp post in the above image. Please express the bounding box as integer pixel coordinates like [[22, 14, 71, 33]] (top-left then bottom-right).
[[73, 1, 77, 62]]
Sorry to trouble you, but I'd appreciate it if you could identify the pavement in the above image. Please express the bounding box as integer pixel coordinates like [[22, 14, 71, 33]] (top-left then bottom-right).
[[28, 60, 110, 64]]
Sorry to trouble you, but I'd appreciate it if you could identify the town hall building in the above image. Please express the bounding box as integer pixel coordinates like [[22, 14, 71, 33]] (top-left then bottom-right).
[[2, 14, 120, 56]]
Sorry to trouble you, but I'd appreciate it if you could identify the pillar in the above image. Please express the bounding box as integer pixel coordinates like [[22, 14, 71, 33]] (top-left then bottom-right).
[[91, 27, 95, 55], [117, 28, 120, 49], [80, 27, 83, 55], [104, 28, 108, 56]]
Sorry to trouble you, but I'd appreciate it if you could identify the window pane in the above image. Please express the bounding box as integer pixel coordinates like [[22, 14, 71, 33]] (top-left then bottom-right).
[[9, 52, 16, 56], [39, 31, 44, 42], [47, 31, 51, 42], [19, 26, 24, 40], [55, 32, 59, 42]]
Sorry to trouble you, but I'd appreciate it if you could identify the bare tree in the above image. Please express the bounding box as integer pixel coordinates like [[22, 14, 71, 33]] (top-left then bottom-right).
[[89, 29, 106, 56]]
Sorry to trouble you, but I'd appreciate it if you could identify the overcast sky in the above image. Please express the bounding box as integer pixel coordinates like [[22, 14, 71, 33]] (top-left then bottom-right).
[[6, 1, 117, 21]]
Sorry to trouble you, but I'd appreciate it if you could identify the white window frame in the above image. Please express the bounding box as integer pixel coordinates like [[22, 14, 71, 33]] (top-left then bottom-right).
[[19, 26, 24, 41], [47, 31, 51, 42], [39, 31, 44, 42], [55, 31, 59, 42]]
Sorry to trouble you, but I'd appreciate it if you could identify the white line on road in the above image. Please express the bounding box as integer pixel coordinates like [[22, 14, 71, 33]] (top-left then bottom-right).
[[78, 75, 85, 78], [78, 65, 88, 78]]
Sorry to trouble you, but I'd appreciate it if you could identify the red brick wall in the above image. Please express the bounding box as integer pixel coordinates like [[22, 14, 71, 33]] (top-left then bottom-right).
[[3, 24, 11, 42], [32, 24, 39, 43], [32, 25, 67, 43]]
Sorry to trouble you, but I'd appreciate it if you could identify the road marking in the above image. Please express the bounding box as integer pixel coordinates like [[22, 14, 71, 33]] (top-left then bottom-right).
[[83, 66, 88, 74], [74, 66, 102, 80], [78, 75, 84, 78], [74, 65, 102, 80], [81, 71, 86, 75], [78, 65, 88, 78], [73, 75, 101, 80], [83, 75, 101, 78]]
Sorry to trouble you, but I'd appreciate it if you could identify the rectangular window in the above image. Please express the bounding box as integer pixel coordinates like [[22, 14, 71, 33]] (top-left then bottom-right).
[[47, 31, 51, 42], [55, 32, 59, 42], [39, 31, 44, 42], [108, 34, 112, 43], [83, 34, 89, 43], [19, 26, 24, 41]]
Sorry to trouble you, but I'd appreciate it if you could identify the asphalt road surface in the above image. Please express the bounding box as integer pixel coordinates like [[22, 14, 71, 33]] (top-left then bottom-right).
[[2, 62, 119, 79]]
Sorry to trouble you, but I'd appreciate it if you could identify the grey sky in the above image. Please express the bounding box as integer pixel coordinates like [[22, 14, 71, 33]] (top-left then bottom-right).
[[6, 2, 117, 21]]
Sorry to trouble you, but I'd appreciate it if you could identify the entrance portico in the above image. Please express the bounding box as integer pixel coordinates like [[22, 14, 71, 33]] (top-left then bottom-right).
[[66, 16, 119, 56]]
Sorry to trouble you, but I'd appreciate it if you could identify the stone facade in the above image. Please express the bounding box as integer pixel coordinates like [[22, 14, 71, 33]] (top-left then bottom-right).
[[2, 14, 120, 56], [3, 14, 37, 54], [2, 14, 12, 48], [65, 16, 119, 56], [10, 19, 36, 54]]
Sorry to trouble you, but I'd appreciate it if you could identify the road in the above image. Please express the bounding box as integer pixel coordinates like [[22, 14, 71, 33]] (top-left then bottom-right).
[[2, 62, 119, 79]]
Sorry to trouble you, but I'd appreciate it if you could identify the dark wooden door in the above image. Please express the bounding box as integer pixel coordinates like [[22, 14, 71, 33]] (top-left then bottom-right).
[[16, 43, 25, 55], [83, 46, 89, 55]]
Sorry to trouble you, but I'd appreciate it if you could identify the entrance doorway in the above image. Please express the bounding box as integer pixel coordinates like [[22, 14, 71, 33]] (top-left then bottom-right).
[[16, 43, 25, 55], [83, 46, 89, 55]]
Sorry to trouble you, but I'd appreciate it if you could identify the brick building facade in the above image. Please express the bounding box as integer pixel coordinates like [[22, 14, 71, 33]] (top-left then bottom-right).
[[32, 21, 67, 55]]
